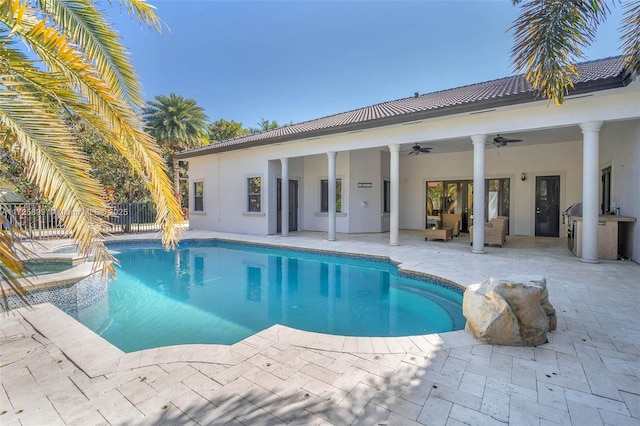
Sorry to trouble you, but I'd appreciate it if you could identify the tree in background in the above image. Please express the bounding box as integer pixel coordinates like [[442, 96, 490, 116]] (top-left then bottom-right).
[[0, 144, 45, 204], [0, 0, 183, 297], [143, 93, 210, 206], [511, 0, 639, 104], [208, 119, 249, 143], [248, 117, 281, 133], [70, 116, 151, 203], [1, 114, 151, 204]]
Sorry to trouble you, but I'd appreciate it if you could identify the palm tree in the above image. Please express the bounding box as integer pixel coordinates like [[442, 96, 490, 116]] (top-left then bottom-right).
[[511, 0, 639, 104], [0, 0, 184, 303], [248, 117, 281, 133], [143, 93, 210, 205]]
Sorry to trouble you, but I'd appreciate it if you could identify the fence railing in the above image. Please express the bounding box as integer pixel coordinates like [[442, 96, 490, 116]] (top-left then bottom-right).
[[1, 202, 160, 240]]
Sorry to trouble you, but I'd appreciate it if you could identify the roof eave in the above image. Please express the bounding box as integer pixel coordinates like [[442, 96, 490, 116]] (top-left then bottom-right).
[[175, 73, 630, 160]]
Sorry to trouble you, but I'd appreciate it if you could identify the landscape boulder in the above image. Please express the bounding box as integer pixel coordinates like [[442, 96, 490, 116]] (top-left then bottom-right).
[[463, 277, 556, 346]]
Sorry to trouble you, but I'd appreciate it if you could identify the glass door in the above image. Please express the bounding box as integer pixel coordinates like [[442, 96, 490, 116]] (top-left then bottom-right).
[[427, 179, 509, 233], [426, 180, 473, 232], [535, 175, 560, 237]]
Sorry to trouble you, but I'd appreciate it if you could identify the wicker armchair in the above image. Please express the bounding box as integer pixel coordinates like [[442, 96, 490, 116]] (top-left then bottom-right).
[[441, 213, 461, 237], [469, 217, 507, 247], [495, 216, 509, 242]]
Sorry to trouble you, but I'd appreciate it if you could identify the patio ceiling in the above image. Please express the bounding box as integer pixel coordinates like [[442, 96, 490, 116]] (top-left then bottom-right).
[[402, 126, 585, 155]]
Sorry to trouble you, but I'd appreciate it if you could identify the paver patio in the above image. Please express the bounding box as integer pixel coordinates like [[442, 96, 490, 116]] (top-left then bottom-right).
[[1, 230, 639, 425]]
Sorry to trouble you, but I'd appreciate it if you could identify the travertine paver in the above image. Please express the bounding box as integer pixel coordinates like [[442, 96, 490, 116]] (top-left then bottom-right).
[[1, 230, 639, 425]]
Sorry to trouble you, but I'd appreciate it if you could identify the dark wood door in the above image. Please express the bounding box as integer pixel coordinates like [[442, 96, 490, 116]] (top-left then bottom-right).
[[535, 175, 560, 237], [277, 179, 298, 232]]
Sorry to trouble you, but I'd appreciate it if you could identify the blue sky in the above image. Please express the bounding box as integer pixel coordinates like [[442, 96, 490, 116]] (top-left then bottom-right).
[[110, 1, 626, 128]]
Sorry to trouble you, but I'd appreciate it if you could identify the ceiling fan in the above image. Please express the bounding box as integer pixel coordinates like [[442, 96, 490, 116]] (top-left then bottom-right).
[[406, 143, 433, 155], [492, 135, 523, 148]]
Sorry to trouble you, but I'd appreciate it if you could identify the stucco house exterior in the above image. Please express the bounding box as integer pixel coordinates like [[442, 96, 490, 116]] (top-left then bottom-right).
[[177, 56, 640, 263]]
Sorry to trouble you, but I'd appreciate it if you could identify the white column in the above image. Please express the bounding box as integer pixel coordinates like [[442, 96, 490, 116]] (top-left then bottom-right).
[[579, 121, 603, 263], [389, 144, 400, 246], [471, 135, 486, 253], [327, 151, 337, 241], [280, 157, 289, 237]]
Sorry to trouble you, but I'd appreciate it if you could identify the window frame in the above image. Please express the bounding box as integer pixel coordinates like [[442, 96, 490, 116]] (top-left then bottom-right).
[[320, 178, 342, 213], [193, 180, 204, 213], [247, 176, 262, 213]]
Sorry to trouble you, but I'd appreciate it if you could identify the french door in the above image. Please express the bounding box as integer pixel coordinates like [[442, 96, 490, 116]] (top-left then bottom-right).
[[277, 179, 298, 233], [426, 178, 510, 232]]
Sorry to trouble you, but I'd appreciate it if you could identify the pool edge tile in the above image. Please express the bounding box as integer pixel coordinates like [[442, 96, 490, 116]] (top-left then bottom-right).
[[19, 303, 124, 377]]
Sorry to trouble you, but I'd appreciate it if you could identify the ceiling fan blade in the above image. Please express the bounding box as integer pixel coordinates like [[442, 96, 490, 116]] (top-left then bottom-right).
[[494, 135, 523, 144]]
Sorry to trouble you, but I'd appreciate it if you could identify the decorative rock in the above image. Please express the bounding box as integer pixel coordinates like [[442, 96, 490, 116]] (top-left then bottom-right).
[[463, 277, 556, 346]]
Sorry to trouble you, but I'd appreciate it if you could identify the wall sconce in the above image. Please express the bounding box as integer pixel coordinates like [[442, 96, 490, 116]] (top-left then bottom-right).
[[521, 173, 527, 181]]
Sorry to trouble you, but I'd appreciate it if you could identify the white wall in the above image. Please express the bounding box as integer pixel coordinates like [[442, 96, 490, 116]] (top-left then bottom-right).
[[348, 149, 384, 233], [188, 150, 271, 235], [301, 152, 350, 233], [600, 119, 640, 261]]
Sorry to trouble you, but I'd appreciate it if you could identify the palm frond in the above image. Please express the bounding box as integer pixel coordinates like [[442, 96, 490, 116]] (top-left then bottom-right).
[[620, 0, 640, 74], [3, 5, 183, 248], [107, 0, 164, 32], [38, 0, 146, 108], [0, 90, 116, 274], [510, 0, 610, 104], [0, 35, 98, 119], [143, 93, 210, 151]]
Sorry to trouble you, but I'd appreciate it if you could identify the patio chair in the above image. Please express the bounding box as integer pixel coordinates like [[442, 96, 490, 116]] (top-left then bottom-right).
[[469, 217, 507, 247], [441, 213, 461, 237], [495, 216, 509, 243]]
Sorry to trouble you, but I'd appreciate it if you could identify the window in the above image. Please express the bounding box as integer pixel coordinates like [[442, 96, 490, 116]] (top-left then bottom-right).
[[383, 180, 390, 213], [193, 181, 204, 211], [247, 177, 261, 212], [321, 178, 342, 212], [486, 178, 510, 220], [427, 181, 443, 215]]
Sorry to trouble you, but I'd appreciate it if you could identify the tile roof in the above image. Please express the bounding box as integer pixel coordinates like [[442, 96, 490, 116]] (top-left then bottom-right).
[[177, 56, 631, 158]]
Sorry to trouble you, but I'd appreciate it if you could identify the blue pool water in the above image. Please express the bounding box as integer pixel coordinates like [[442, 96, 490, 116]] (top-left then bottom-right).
[[71, 241, 465, 352]]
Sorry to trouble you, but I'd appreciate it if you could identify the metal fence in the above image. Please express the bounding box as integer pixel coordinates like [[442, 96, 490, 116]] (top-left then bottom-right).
[[1, 202, 160, 240]]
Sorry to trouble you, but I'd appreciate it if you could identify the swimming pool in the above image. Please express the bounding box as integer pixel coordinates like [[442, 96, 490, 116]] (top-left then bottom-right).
[[71, 241, 465, 352]]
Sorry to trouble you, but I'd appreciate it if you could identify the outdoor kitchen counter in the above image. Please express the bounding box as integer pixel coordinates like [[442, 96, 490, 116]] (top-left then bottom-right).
[[571, 215, 636, 260]]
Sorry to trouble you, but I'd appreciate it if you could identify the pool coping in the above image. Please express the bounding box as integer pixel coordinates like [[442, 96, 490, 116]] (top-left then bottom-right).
[[18, 303, 478, 379]]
